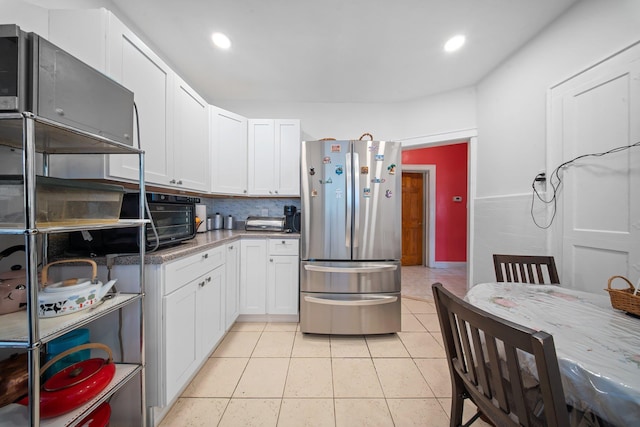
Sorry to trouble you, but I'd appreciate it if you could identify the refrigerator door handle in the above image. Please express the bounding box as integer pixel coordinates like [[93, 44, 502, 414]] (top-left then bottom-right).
[[352, 151, 360, 249], [303, 264, 398, 273], [304, 295, 398, 306], [345, 152, 352, 249]]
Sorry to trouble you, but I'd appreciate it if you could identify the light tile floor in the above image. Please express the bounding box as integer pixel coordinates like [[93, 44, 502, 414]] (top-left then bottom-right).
[[159, 265, 488, 426]]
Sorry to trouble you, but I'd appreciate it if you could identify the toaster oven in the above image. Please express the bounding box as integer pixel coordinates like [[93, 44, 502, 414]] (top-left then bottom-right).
[[69, 192, 197, 254]]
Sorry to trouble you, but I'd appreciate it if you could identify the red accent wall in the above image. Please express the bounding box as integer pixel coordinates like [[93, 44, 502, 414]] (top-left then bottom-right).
[[402, 143, 468, 262]]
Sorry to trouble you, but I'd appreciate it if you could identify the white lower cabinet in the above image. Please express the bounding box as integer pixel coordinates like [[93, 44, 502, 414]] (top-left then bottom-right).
[[147, 237, 298, 425], [240, 238, 299, 318], [164, 268, 224, 403], [267, 239, 300, 315], [225, 242, 240, 329], [196, 264, 225, 359], [240, 239, 268, 315], [164, 278, 198, 404], [148, 245, 226, 423]]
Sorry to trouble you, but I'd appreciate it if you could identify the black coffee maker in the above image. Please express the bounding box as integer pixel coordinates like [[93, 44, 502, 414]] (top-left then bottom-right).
[[283, 205, 299, 233]]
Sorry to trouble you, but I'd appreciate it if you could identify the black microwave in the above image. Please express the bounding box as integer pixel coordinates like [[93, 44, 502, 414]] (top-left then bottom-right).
[[69, 192, 197, 254], [0, 24, 134, 145]]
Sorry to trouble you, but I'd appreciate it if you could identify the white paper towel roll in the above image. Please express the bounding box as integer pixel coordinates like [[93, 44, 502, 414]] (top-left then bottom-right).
[[195, 204, 207, 233]]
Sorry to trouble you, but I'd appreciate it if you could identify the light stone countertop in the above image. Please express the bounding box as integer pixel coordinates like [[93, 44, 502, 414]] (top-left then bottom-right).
[[106, 230, 300, 265]]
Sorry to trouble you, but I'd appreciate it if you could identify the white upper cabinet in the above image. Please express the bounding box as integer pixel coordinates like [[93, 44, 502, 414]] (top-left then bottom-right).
[[275, 120, 302, 196], [107, 14, 174, 186], [210, 106, 248, 195], [48, 9, 210, 192], [48, 9, 302, 197], [47, 9, 174, 186], [173, 77, 210, 192], [248, 119, 300, 196]]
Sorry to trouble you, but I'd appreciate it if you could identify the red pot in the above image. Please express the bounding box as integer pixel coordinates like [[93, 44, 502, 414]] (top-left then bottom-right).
[[19, 343, 115, 419], [77, 401, 111, 427]]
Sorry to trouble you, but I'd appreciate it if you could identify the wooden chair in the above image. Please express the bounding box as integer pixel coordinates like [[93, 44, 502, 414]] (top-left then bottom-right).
[[432, 283, 570, 427], [493, 254, 560, 284]]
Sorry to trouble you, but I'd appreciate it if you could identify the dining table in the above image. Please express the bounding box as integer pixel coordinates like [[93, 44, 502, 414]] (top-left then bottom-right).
[[465, 282, 640, 427]]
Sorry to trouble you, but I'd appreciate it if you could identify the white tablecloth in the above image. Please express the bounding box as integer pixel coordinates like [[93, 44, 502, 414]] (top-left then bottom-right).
[[465, 282, 640, 427]]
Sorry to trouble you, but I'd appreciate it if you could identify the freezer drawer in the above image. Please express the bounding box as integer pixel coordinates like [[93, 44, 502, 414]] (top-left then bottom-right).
[[300, 260, 400, 293], [300, 292, 401, 334]]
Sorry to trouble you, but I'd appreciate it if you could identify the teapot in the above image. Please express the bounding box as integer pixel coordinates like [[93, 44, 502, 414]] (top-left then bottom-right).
[[38, 259, 117, 318]]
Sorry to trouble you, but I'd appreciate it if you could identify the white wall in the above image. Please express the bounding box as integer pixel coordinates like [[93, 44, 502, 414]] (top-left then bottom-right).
[[219, 86, 476, 142], [473, 0, 640, 284], [0, 0, 50, 34]]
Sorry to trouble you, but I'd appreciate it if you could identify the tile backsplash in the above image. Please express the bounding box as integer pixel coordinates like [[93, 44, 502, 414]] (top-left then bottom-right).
[[201, 197, 301, 226]]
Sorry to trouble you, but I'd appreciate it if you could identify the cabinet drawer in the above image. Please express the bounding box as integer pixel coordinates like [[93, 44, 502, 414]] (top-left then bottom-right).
[[268, 239, 299, 256], [164, 245, 225, 295]]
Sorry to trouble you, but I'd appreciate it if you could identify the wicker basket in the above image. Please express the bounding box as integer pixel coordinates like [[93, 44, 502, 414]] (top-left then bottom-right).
[[606, 275, 640, 316]]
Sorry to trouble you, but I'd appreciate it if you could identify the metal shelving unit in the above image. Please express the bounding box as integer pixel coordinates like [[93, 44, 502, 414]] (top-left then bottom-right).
[[0, 112, 147, 426]]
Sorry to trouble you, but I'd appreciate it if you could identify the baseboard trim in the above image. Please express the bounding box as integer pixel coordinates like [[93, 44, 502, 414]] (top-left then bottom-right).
[[237, 314, 299, 323]]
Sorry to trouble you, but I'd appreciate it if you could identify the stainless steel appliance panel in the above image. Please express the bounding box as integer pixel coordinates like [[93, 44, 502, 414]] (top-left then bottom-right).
[[0, 25, 28, 111], [300, 291, 401, 334], [352, 140, 402, 260], [300, 260, 400, 294], [34, 36, 134, 145], [301, 140, 350, 260]]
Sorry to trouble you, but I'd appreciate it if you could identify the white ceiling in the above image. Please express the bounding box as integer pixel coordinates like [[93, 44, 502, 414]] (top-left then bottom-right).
[[42, 0, 580, 104]]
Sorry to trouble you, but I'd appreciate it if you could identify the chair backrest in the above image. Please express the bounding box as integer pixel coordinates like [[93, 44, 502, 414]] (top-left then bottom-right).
[[493, 254, 560, 284], [432, 283, 569, 427]]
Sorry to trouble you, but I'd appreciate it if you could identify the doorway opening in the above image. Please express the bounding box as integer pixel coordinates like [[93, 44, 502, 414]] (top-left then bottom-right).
[[401, 165, 436, 267]]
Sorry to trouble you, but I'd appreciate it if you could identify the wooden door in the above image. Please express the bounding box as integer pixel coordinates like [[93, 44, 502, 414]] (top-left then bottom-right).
[[402, 172, 424, 265]]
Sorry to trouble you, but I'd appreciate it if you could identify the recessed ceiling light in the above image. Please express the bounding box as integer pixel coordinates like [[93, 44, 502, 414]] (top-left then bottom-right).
[[444, 35, 465, 53], [211, 32, 231, 50]]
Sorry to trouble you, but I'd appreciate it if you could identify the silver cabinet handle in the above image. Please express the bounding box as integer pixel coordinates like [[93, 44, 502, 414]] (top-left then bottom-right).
[[304, 295, 397, 306], [202, 253, 209, 259], [177, 180, 183, 185], [199, 281, 205, 287], [303, 264, 397, 273], [169, 179, 176, 184], [270, 258, 273, 262]]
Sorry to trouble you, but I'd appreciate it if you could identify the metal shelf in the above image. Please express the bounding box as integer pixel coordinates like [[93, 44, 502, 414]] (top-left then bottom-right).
[[0, 112, 147, 426], [0, 293, 142, 347], [4, 364, 143, 427], [0, 113, 143, 155], [0, 219, 150, 235]]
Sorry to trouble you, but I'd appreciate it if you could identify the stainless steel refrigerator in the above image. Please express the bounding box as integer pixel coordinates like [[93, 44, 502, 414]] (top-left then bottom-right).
[[300, 139, 401, 334]]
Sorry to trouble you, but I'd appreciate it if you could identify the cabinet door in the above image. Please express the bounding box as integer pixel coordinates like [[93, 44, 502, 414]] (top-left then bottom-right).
[[197, 265, 225, 358], [240, 239, 267, 314], [267, 255, 299, 315], [173, 77, 209, 191], [275, 119, 301, 196], [210, 106, 248, 195], [225, 242, 240, 329], [108, 15, 174, 185], [164, 280, 198, 403], [248, 119, 276, 195]]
